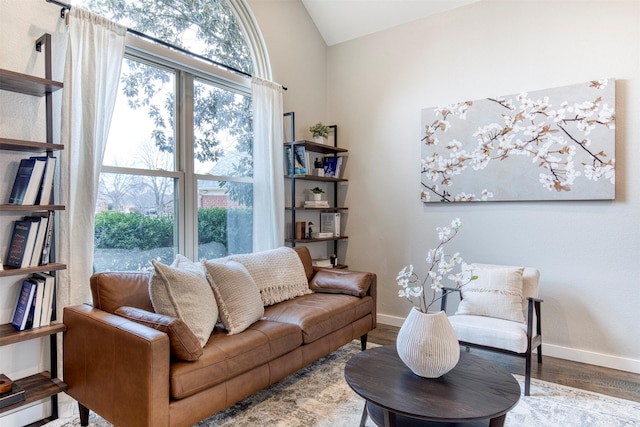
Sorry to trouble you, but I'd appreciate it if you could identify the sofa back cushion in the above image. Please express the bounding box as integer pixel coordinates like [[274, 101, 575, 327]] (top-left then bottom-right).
[[292, 246, 314, 281], [90, 271, 153, 314], [89, 247, 312, 314]]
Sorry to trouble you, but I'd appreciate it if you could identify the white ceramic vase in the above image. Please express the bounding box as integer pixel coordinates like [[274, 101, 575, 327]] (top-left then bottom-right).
[[313, 136, 325, 144], [396, 308, 460, 378]]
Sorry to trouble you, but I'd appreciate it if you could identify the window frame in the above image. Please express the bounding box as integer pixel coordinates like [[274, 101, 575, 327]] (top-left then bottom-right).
[[99, 33, 253, 262]]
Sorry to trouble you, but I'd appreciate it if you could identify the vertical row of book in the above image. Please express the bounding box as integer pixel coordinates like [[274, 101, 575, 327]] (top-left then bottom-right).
[[7, 156, 56, 206], [284, 146, 343, 178], [10, 273, 56, 331], [4, 213, 54, 269]]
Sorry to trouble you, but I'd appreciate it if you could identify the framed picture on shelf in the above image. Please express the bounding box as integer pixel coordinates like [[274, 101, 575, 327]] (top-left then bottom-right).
[[323, 157, 341, 177]]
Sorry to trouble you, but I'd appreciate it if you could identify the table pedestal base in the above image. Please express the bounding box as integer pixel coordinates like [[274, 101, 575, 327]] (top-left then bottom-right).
[[366, 401, 504, 427]]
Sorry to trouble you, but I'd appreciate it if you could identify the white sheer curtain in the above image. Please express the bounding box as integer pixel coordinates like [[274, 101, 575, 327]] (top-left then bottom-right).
[[251, 77, 284, 251], [58, 8, 126, 310]]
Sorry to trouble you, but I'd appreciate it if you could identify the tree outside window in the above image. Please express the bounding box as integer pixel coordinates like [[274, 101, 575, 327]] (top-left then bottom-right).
[[76, 0, 255, 271]]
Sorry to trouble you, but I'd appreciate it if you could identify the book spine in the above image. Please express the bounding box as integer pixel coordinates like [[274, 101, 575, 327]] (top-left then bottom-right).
[[30, 156, 56, 205], [33, 273, 55, 327], [285, 146, 293, 175], [39, 212, 54, 265], [294, 146, 308, 175], [5, 221, 30, 268], [11, 280, 36, 331], [8, 159, 35, 205]]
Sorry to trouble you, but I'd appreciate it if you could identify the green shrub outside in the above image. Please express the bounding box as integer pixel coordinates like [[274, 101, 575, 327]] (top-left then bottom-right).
[[94, 208, 252, 254]]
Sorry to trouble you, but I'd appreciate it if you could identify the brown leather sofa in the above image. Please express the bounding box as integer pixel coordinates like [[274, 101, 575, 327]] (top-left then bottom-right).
[[63, 247, 376, 427]]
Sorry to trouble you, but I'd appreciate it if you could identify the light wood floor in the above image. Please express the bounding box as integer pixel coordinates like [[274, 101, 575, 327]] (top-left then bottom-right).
[[368, 324, 640, 403]]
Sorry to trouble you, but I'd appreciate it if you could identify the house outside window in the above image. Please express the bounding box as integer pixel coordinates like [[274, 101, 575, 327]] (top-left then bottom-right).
[[75, 0, 257, 271]]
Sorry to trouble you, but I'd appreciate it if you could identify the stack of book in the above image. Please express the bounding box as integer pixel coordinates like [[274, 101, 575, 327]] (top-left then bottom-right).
[[4, 214, 54, 269], [7, 156, 56, 205], [311, 232, 334, 239], [304, 200, 330, 208], [10, 273, 56, 331], [312, 258, 333, 268]]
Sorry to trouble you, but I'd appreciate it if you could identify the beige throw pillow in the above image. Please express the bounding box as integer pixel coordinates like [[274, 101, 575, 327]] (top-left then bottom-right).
[[227, 247, 311, 306], [455, 266, 525, 322], [203, 260, 265, 335], [149, 255, 218, 347]]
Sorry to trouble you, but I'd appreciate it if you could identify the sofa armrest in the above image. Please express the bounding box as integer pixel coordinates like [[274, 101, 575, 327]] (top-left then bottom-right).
[[63, 304, 171, 427], [309, 269, 374, 297], [309, 269, 377, 329]]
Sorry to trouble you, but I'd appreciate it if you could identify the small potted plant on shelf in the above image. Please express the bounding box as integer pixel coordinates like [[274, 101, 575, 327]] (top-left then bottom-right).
[[310, 187, 325, 201], [309, 122, 330, 144]]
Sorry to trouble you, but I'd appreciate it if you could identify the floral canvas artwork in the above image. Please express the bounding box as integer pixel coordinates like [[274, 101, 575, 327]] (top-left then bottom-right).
[[420, 79, 615, 202]]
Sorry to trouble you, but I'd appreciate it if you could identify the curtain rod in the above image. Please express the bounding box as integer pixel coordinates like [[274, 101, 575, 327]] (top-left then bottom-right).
[[44, 0, 286, 90]]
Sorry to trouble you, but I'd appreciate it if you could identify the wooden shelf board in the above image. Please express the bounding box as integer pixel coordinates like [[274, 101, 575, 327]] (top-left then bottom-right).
[[0, 323, 66, 346], [0, 372, 67, 415], [287, 207, 348, 211], [0, 204, 65, 212], [287, 236, 348, 243], [0, 263, 67, 278], [0, 138, 63, 152], [285, 175, 347, 182], [0, 69, 63, 97], [313, 264, 348, 270], [284, 140, 348, 154]]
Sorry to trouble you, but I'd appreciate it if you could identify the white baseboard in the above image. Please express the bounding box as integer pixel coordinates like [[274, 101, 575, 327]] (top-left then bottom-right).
[[542, 343, 640, 374], [377, 313, 405, 328], [376, 314, 640, 374]]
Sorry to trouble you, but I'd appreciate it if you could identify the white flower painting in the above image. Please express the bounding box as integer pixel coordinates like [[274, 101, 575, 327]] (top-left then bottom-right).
[[421, 79, 615, 202]]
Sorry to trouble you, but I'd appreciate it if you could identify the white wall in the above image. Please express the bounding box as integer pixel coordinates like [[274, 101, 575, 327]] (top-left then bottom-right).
[[0, 0, 67, 425], [248, 0, 328, 139], [326, 0, 640, 372]]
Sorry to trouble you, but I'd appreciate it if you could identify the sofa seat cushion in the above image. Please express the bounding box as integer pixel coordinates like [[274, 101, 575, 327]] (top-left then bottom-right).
[[169, 320, 302, 400], [263, 293, 374, 344]]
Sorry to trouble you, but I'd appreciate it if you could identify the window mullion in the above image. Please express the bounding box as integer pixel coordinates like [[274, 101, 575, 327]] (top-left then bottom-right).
[[179, 71, 197, 260]]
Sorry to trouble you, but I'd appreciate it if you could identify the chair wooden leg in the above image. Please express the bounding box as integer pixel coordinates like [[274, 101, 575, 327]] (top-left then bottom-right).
[[79, 402, 90, 426], [524, 351, 532, 396], [537, 344, 543, 363], [360, 333, 368, 351]]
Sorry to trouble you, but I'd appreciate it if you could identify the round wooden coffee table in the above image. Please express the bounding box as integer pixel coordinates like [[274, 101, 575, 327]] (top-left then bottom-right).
[[344, 345, 520, 427]]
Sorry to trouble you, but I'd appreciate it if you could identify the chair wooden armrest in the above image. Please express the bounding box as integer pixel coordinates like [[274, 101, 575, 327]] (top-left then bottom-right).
[[439, 287, 462, 312]]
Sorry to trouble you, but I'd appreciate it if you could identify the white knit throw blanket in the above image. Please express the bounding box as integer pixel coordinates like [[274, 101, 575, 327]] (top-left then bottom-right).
[[229, 247, 312, 306]]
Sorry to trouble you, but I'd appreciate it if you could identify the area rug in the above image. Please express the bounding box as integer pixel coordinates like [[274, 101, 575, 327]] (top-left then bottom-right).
[[46, 340, 640, 427]]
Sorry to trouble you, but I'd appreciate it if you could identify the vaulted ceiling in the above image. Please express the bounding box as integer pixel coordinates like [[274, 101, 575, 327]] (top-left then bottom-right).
[[301, 0, 480, 46]]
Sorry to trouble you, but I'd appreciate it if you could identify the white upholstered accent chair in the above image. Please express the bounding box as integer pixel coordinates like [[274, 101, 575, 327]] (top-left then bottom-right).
[[440, 264, 543, 396]]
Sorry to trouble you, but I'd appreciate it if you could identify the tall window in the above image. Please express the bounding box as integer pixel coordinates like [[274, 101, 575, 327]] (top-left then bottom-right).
[[75, 0, 256, 271]]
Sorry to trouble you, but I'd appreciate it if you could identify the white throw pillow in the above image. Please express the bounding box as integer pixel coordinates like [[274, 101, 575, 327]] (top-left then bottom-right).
[[203, 260, 265, 335], [227, 247, 311, 306], [149, 255, 218, 347], [455, 266, 525, 322]]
